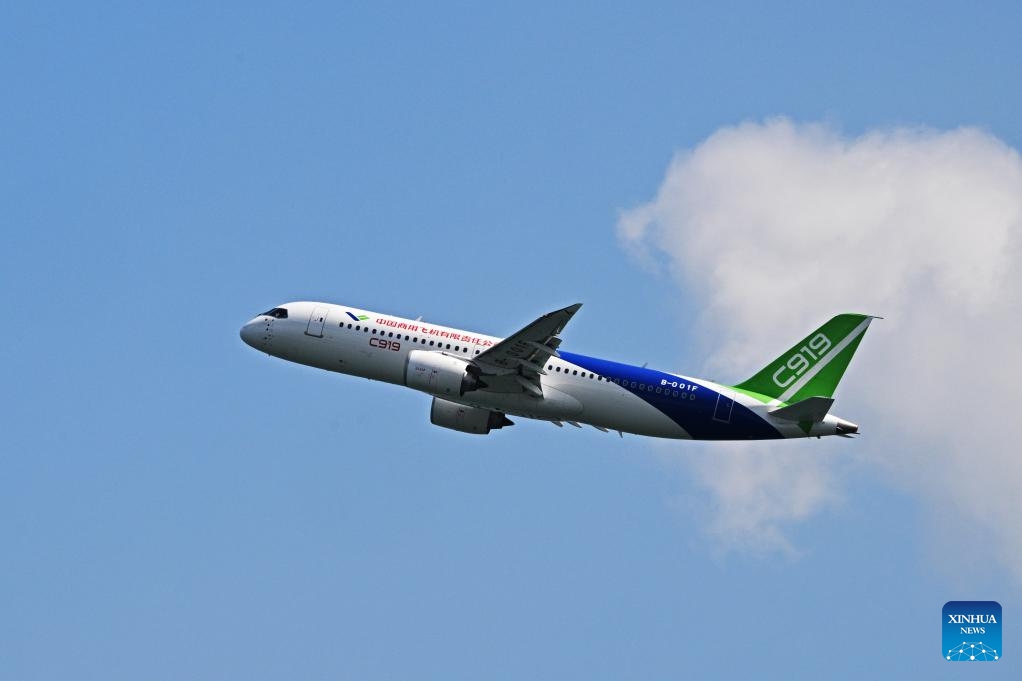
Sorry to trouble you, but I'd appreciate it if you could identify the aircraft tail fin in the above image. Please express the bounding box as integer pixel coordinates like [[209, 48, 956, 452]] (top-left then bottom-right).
[[734, 314, 876, 403]]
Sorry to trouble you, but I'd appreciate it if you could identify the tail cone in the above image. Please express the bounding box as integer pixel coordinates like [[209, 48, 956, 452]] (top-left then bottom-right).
[[835, 419, 859, 436]]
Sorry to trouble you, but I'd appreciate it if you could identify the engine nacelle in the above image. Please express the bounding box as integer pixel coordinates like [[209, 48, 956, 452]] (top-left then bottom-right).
[[405, 350, 485, 397], [430, 398, 514, 435]]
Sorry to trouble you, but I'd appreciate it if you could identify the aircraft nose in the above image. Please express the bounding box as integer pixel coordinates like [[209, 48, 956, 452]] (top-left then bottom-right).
[[240, 319, 262, 349]]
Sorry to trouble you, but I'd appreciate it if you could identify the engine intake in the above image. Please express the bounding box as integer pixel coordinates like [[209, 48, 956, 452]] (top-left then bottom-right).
[[430, 398, 514, 435], [405, 350, 486, 397]]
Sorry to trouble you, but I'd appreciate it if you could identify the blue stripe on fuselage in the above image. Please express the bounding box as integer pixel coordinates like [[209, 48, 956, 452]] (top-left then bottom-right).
[[559, 351, 783, 440]]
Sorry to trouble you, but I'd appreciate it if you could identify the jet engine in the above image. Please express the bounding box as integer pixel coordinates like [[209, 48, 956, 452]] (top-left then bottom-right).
[[405, 350, 486, 397], [430, 397, 514, 435]]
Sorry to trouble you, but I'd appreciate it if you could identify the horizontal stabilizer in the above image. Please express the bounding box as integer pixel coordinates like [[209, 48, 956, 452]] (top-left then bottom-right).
[[769, 396, 834, 422]]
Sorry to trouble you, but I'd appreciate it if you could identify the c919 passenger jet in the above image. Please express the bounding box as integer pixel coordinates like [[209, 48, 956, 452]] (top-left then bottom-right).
[[240, 302, 874, 440]]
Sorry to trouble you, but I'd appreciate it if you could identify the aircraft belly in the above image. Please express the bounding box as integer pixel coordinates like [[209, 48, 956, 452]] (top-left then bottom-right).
[[274, 328, 396, 383], [468, 385, 583, 419], [569, 383, 690, 438], [559, 352, 784, 440]]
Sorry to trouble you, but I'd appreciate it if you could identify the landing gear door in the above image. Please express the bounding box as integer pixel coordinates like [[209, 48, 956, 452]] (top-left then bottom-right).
[[306, 306, 328, 338], [712, 388, 735, 424]]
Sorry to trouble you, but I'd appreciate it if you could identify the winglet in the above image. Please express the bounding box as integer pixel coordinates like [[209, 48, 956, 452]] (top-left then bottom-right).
[[552, 303, 582, 335]]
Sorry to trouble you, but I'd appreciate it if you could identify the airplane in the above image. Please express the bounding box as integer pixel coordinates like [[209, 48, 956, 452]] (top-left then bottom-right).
[[239, 302, 874, 440]]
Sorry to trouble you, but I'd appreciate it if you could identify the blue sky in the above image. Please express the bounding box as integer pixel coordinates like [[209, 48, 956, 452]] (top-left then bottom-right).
[[2, 2, 1021, 678]]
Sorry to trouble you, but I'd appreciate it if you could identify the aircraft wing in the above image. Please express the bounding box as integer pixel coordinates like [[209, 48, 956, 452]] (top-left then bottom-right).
[[471, 303, 581, 396]]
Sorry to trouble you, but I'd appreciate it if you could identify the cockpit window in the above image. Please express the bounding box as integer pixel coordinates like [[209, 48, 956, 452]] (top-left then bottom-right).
[[261, 307, 288, 319]]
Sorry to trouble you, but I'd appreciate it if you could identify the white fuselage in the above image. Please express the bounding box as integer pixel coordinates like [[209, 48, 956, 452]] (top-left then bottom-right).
[[240, 301, 855, 439]]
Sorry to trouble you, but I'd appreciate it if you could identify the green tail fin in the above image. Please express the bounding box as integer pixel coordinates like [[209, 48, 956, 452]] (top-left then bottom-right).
[[734, 314, 875, 403]]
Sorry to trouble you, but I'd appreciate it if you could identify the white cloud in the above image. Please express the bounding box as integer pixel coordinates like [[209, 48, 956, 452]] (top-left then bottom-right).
[[620, 119, 1022, 578], [677, 444, 842, 558]]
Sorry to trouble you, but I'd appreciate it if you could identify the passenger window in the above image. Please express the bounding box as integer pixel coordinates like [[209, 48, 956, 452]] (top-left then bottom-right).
[[429, 341, 435, 346], [372, 329, 377, 334], [355, 325, 360, 331], [454, 346, 460, 351]]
